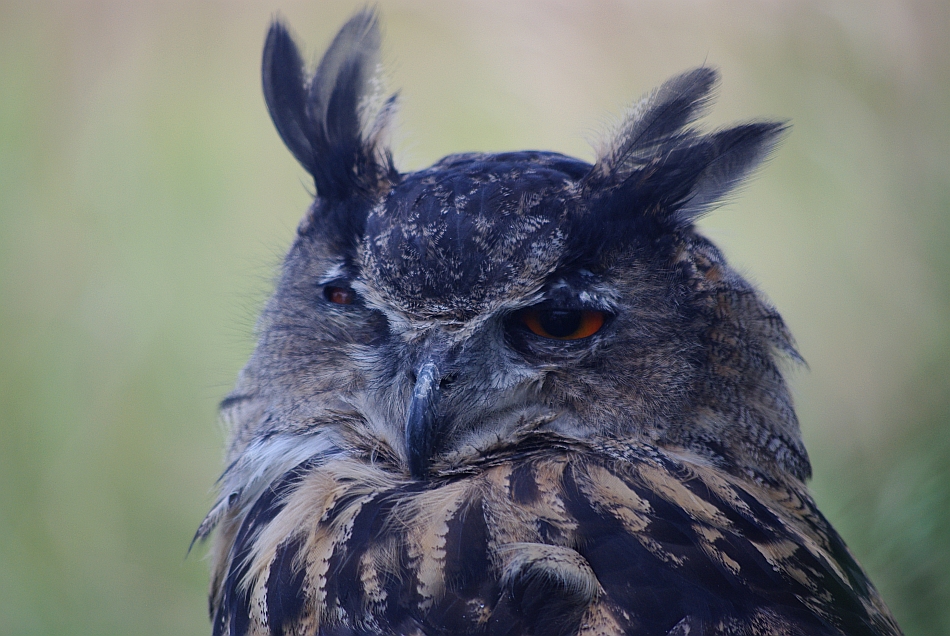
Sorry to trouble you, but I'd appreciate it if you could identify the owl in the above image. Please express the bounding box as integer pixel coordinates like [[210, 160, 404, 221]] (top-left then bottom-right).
[[196, 10, 903, 636]]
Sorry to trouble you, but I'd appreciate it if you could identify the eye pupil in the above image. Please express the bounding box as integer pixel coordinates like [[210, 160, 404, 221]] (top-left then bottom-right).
[[538, 310, 582, 338], [325, 285, 354, 305]]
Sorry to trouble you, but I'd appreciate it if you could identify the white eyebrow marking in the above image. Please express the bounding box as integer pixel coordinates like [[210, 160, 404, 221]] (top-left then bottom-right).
[[318, 262, 348, 285]]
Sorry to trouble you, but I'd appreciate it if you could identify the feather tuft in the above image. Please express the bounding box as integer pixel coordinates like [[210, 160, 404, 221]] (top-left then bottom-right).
[[262, 9, 397, 201]]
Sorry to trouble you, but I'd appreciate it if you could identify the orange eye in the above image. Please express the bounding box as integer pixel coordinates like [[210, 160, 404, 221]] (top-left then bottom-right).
[[324, 285, 355, 305], [520, 309, 606, 340]]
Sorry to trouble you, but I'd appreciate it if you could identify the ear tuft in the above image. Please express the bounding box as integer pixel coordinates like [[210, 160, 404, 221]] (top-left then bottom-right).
[[591, 67, 719, 182], [262, 10, 397, 201], [671, 121, 788, 224], [582, 68, 788, 237]]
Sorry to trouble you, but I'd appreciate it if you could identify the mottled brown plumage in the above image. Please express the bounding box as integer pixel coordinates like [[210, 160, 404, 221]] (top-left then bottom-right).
[[199, 10, 902, 636]]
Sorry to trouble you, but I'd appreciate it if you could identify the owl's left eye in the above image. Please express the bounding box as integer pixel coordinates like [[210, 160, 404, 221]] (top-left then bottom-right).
[[324, 285, 355, 305], [519, 308, 606, 340]]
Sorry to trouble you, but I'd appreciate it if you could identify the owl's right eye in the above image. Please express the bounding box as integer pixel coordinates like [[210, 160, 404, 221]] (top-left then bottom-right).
[[518, 308, 607, 340], [323, 285, 355, 305]]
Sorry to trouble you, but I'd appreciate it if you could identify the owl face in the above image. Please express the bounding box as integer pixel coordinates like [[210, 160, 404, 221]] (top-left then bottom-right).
[[225, 10, 808, 494], [288, 153, 707, 479]]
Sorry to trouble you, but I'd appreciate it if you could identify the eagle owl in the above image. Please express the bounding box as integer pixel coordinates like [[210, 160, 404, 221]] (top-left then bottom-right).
[[198, 10, 902, 636]]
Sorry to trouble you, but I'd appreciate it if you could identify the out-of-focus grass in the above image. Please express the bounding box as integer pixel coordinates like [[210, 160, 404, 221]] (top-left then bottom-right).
[[0, 1, 947, 634]]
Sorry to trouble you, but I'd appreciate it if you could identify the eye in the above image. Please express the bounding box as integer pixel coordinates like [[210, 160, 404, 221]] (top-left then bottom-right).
[[324, 285, 355, 305], [519, 308, 606, 340]]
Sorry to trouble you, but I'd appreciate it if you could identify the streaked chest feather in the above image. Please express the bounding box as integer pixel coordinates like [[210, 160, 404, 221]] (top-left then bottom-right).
[[210, 441, 898, 636]]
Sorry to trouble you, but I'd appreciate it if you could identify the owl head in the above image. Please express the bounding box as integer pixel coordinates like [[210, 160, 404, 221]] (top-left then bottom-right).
[[220, 10, 806, 505]]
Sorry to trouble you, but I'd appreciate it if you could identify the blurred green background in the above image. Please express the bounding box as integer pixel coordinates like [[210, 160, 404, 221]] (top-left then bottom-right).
[[1, 0, 947, 634]]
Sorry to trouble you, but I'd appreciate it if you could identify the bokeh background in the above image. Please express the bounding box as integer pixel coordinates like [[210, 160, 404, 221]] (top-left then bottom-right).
[[1, 0, 948, 633]]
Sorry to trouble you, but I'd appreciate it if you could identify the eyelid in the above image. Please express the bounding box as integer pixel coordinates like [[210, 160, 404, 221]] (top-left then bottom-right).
[[534, 291, 616, 313]]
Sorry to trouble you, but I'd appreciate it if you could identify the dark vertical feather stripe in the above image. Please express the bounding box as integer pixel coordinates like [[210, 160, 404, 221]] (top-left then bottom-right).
[[508, 462, 539, 505], [322, 481, 428, 631], [266, 536, 307, 636], [726, 486, 885, 635], [563, 460, 845, 635], [321, 495, 381, 625], [424, 496, 498, 634], [213, 459, 318, 636]]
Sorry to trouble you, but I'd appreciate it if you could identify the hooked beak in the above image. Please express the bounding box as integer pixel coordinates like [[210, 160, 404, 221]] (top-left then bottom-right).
[[405, 359, 448, 480]]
